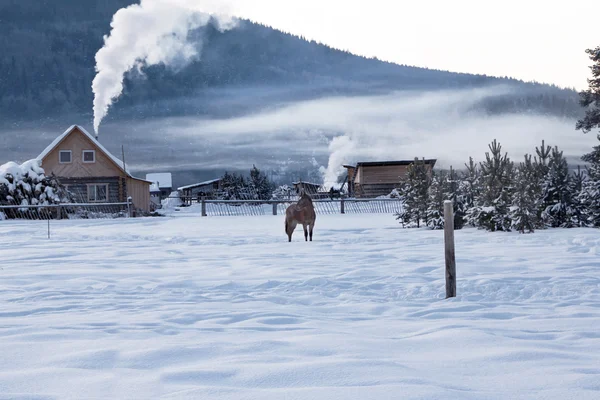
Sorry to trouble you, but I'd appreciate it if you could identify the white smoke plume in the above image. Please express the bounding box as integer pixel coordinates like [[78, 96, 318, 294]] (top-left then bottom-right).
[[92, 0, 238, 134]]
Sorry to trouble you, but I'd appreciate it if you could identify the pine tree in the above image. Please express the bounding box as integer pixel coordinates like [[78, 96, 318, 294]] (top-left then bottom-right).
[[462, 157, 483, 227], [579, 137, 600, 227], [448, 166, 466, 229], [249, 165, 274, 201], [540, 146, 574, 227], [462, 157, 481, 210], [576, 46, 600, 134], [396, 158, 432, 228], [511, 155, 540, 233], [570, 166, 587, 227], [471, 140, 514, 231], [425, 170, 447, 230], [534, 140, 552, 221], [220, 171, 249, 200]]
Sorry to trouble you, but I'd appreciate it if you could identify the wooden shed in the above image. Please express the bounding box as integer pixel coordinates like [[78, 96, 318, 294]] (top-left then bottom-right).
[[37, 125, 151, 213], [178, 179, 223, 203], [344, 159, 436, 198]]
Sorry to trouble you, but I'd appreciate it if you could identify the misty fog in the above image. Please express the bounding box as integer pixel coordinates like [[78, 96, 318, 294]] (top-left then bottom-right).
[[1, 84, 595, 189]]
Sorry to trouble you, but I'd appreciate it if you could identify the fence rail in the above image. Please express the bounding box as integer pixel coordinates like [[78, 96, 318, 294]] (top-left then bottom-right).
[[0, 200, 132, 221], [182, 198, 403, 217]]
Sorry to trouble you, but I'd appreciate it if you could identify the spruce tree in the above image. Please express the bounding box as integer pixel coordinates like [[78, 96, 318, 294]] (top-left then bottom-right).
[[540, 146, 574, 227], [472, 140, 514, 231], [249, 165, 274, 201], [576, 45, 600, 228], [462, 157, 483, 227], [579, 138, 600, 227], [425, 170, 447, 230], [448, 166, 466, 229], [534, 140, 552, 221], [396, 158, 432, 228], [511, 155, 540, 233], [570, 166, 587, 227], [576, 46, 600, 134]]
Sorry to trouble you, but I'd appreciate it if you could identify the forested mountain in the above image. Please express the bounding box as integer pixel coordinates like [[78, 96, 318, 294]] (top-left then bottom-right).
[[0, 0, 582, 126]]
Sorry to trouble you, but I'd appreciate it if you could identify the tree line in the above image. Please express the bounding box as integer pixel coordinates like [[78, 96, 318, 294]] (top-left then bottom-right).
[[396, 139, 598, 232], [397, 44, 600, 233]]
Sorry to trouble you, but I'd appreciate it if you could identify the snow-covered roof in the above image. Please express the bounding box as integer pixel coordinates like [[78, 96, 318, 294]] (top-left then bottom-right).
[[36, 125, 151, 183], [292, 181, 321, 187], [178, 178, 221, 191], [146, 173, 172, 189]]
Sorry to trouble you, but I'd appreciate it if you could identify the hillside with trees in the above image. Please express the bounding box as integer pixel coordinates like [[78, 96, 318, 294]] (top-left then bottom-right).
[[0, 0, 583, 126]]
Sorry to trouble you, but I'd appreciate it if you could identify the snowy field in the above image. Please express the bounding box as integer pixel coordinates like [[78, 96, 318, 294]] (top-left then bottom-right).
[[1, 213, 599, 399]]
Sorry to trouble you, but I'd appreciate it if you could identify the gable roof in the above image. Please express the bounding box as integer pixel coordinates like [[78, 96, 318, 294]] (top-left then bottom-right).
[[292, 181, 322, 187], [177, 178, 221, 191], [355, 159, 437, 167], [37, 125, 151, 183]]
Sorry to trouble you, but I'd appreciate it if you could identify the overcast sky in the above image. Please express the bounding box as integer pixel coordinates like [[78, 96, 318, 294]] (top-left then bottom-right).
[[209, 0, 598, 90]]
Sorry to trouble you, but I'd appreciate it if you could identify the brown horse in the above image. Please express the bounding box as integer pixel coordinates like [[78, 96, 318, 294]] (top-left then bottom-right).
[[285, 193, 316, 242]]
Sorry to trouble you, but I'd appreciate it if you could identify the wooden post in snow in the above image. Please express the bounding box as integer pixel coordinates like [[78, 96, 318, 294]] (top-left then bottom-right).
[[444, 200, 456, 298], [201, 200, 207, 217], [340, 198, 345, 214], [272, 202, 278, 216]]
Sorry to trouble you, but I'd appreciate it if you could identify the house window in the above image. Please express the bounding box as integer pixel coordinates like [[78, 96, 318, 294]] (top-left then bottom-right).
[[82, 150, 96, 163], [59, 150, 72, 164], [87, 184, 109, 203]]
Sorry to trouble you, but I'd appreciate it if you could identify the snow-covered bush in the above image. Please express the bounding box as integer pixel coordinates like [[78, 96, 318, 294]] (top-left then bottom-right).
[[0, 159, 72, 218]]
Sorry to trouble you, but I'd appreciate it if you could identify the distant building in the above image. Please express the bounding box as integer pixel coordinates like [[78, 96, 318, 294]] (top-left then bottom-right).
[[146, 172, 172, 207], [178, 179, 223, 203], [292, 181, 322, 196], [344, 159, 436, 198], [37, 125, 151, 212]]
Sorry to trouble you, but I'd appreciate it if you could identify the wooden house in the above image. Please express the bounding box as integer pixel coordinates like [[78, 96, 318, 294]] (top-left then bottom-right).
[[37, 125, 151, 212], [344, 159, 436, 198], [178, 178, 223, 202]]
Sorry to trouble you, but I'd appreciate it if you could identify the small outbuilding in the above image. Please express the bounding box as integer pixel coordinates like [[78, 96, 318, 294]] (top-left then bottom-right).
[[344, 159, 436, 198]]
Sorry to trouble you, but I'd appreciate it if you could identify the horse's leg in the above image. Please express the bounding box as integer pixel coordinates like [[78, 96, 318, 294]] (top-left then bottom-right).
[[303, 223, 308, 241], [288, 220, 297, 242], [309, 222, 314, 241]]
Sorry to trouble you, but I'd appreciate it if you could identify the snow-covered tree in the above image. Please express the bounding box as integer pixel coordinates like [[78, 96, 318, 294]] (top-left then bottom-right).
[[425, 170, 448, 230], [511, 155, 540, 233], [426, 167, 465, 230], [249, 165, 275, 201], [540, 146, 574, 227], [0, 159, 72, 218], [569, 166, 587, 227], [576, 45, 600, 227], [218, 172, 249, 200], [576, 46, 600, 134], [579, 137, 600, 227], [448, 166, 466, 230], [396, 158, 432, 228], [271, 184, 294, 200], [469, 140, 514, 231]]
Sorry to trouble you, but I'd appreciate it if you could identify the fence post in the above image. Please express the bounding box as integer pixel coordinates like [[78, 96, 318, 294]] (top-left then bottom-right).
[[272, 202, 278, 216], [444, 200, 456, 299], [201, 200, 207, 217], [340, 198, 345, 214], [127, 196, 132, 218]]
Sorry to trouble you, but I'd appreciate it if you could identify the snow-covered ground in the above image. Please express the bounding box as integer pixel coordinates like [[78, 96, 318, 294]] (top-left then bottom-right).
[[1, 214, 599, 399]]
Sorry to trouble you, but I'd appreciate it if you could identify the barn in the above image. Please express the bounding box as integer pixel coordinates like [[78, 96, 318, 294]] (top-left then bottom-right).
[[344, 159, 436, 198]]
